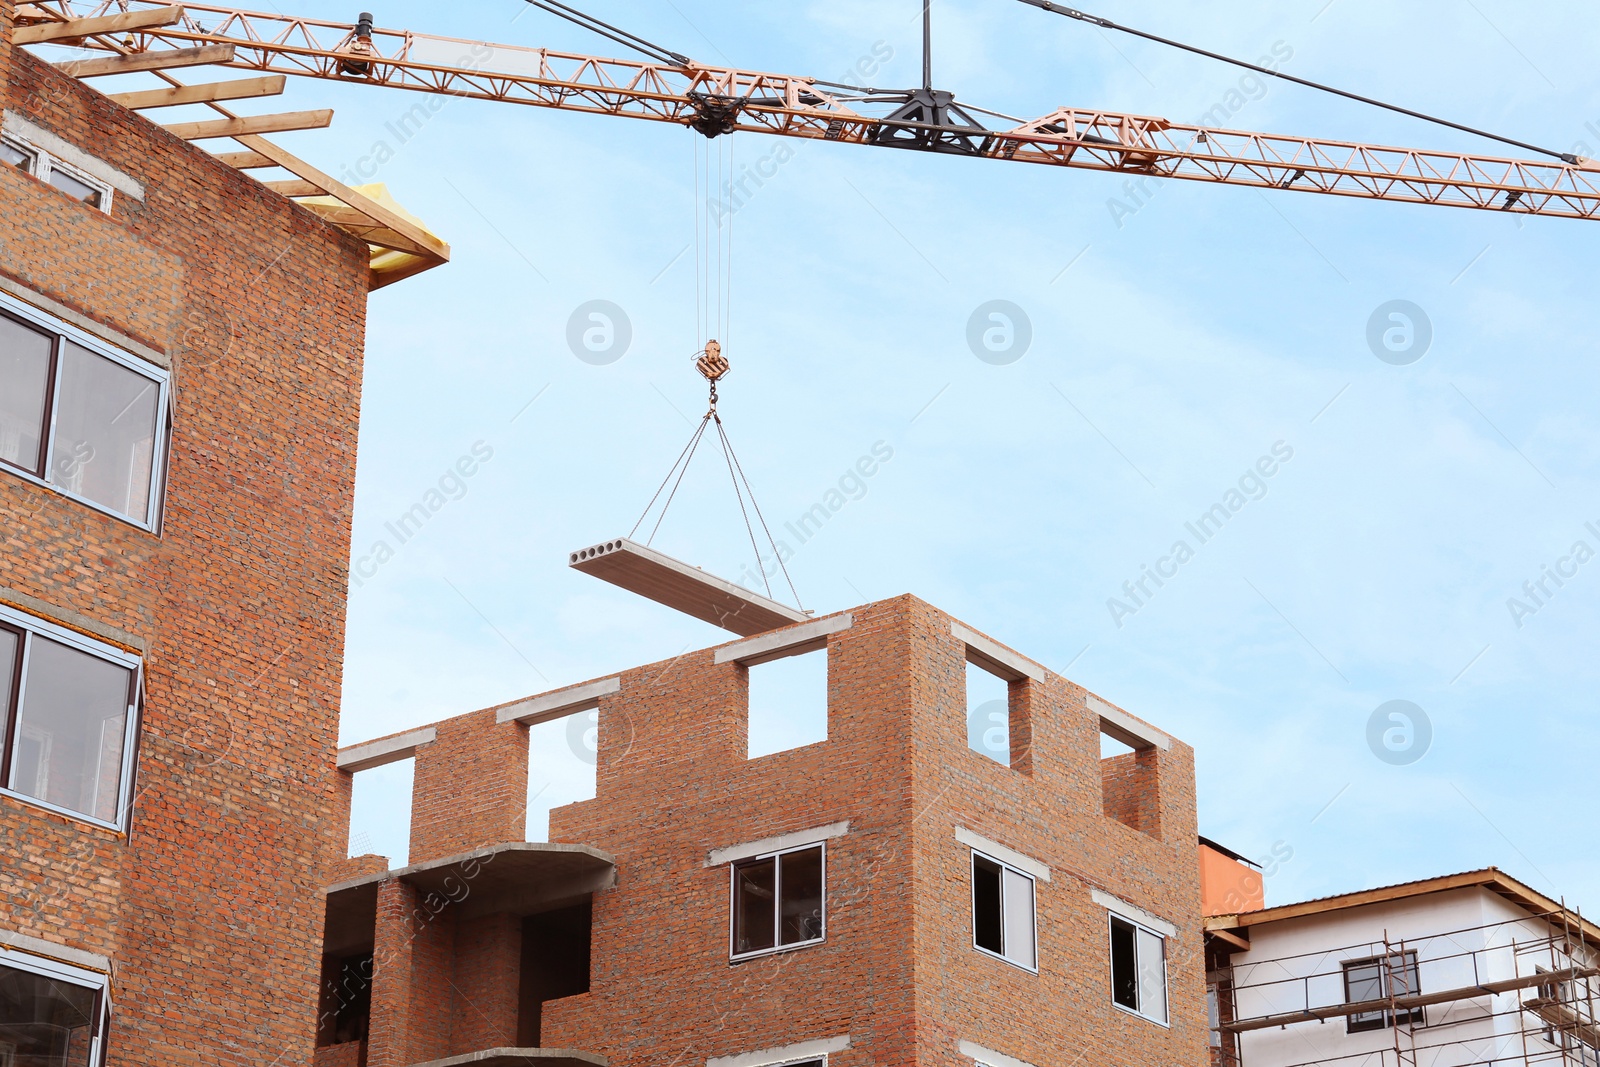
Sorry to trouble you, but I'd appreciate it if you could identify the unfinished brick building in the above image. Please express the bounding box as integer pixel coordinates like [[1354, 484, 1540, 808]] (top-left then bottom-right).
[[328, 579, 1208, 1067], [0, 6, 444, 1065]]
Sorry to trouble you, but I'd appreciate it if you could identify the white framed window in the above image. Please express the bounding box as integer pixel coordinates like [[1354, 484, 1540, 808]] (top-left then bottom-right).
[[1, 137, 37, 173], [0, 133, 112, 212], [0, 603, 142, 831], [1109, 913, 1169, 1025], [0, 290, 171, 530], [971, 850, 1037, 971], [0, 947, 112, 1067], [729, 842, 825, 960]]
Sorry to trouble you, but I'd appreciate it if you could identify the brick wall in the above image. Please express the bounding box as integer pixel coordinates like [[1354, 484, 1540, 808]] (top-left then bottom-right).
[[905, 599, 1204, 1066], [409, 708, 528, 865], [503, 595, 1206, 1067], [0, 36, 370, 1067], [1101, 748, 1164, 835]]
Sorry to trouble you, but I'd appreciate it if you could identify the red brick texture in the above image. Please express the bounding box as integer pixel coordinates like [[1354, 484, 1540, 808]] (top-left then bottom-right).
[[1101, 748, 1165, 835], [409, 709, 529, 866], [313, 1042, 364, 1067], [0, 26, 370, 1067], [355, 595, 1206, 1066]]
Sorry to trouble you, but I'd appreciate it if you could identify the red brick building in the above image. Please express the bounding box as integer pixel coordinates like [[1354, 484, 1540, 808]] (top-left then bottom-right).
[[327, 596, 1208, 1067], [0, 7, 439, 1064]]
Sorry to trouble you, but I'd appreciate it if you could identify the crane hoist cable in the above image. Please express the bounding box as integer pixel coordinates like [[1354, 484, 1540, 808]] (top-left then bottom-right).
[[628, 347, 804, 610], [1016, 0, 1581, 164], [520, 0, 690, 66], [521, 0, 798, 607]]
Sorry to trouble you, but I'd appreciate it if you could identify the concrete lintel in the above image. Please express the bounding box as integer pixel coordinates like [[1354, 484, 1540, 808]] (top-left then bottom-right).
[[705, 821, 850, 868], [410, 1050, 607, 1067], [0, 280, 169, 369], [497, 676, 620, 726], [1088, 695, 1171, 752], [2, 111, 146, 200], [707, 1035, 850, 1067], [1091, 888, 1179, 939], [0, 590, 144, 658], [954, 827, 1052, 883], [713, 614, 852, 667], [958, 1040, 1038, 1067], [569, 538, 808, 637], [0, 929, 110, 974], [951, 621, 1045, 682], [336, 726, 437, 773]]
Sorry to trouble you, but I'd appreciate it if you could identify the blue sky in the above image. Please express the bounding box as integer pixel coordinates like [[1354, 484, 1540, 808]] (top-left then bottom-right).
[[228, 1, 1600, 909]]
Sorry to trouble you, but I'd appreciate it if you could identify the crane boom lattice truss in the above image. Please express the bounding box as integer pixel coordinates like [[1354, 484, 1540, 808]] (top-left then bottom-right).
[[16, 1, 1600, 222]]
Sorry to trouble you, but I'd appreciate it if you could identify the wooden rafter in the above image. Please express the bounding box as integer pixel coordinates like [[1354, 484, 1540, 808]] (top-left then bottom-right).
[[235, 134, 449, 262], [54, 43, 234, 77], [109, 74, 284, 109], [260, 178, 323, 197], [13, 4, 183, 44], [18, 5, 448, 288], [210, 149, 275, 169], [162, 108, 332, 140]]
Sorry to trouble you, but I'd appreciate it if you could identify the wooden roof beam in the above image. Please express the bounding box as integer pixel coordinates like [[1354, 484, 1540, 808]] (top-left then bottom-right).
[[54, 43, 237, 78], [14, 5, 185, 45], [110, 76, 286, 111], [263, 179, 325, 197], [163, 109, 334, 141], [236, 134, 451, 262], [211, 149, 277, 170]]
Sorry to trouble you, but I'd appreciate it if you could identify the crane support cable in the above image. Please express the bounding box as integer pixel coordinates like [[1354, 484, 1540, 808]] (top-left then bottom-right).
[[521, 0, 690, 67], [631, 413, 712, 546], [1015, 0, 1581, 164], [714, 415, 803, 608]]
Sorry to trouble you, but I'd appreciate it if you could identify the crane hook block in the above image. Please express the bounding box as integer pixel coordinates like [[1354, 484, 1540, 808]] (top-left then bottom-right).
[[697, 340, 730, 383]]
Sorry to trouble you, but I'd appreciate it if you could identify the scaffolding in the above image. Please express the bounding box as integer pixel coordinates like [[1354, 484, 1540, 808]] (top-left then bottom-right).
[[1209, 905, 1600, 1067]]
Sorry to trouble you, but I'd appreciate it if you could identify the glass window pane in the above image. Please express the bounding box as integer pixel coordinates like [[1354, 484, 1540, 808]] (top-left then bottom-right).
[[10, 636, 133, 823], [1137, 928, 1167, 1024], [0, 962, 99, 1067], [733, 857, 776, 955], [779, 846, 824, 946], [1345, 960, 1383, 1002], [0, 315, 54, 474], [51, 343, 159, 522], [1, 142, 32, 170], [1345, 959, 1386, 1029], [1389, 952, 1418, 998], [0, 628, 17, 746], [47, 167, 102, 207], [1110, 916, 1139, 1010], [973, 855, 1004, 954], [1002, 868, 1035, 969]]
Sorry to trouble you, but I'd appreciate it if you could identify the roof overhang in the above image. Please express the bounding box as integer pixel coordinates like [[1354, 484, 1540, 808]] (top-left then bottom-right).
[[1217, 867, 1600, 950], [397, 842, 617, 920], [324, 842, 618, 934]]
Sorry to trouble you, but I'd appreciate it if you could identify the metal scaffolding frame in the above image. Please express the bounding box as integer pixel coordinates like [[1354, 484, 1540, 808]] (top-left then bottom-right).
[[1209, 906, 1600, 1067]]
